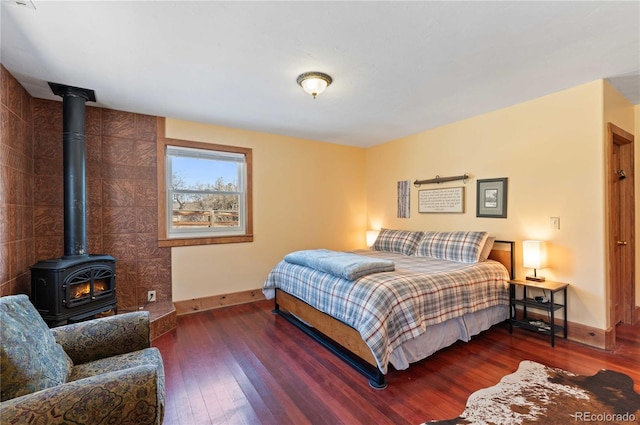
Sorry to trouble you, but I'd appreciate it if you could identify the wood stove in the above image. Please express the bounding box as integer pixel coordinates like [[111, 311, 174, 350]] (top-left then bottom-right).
[[31, 255, 116, 327], [30, 83, 117, 327]]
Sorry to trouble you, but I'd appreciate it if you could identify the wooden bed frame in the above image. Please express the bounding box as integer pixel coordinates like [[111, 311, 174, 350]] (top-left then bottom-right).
[[272, 241, 515, 389]]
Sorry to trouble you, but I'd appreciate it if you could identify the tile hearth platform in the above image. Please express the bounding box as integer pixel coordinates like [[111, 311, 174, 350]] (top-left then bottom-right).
[[121, 301, 176, 340]]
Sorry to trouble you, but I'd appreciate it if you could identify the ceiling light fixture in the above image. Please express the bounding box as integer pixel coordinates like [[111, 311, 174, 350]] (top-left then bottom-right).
[[296, 72, 332, 99]]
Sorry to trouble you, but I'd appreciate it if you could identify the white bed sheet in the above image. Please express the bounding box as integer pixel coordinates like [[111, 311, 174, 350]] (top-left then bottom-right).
[[388, 305, 507, 370]]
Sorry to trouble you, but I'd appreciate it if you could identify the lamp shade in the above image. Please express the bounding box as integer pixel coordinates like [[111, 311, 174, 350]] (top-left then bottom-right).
[[523, 240, 546, 269], [301, 78, 327, 96], [366, 230, 380, 247]]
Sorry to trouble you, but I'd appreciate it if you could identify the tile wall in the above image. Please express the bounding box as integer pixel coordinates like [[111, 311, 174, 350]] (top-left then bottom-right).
[[0, 66, 34, 297], [1, 66, 175, 336]]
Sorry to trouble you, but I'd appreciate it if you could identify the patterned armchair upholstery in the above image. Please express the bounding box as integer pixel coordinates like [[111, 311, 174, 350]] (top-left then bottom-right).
[[0, 295, 165, 425]]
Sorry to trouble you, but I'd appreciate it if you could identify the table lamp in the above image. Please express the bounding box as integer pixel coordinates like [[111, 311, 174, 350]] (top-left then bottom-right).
[[523, 240, 546, 281], [366, 230, 380, 247]]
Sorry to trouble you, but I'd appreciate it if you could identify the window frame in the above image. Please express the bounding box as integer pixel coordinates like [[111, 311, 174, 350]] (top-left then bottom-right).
[[158, 135, 253, 247]]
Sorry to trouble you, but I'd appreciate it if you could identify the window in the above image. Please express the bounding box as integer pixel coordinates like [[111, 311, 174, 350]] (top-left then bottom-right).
[[158, 137, 253, 247]]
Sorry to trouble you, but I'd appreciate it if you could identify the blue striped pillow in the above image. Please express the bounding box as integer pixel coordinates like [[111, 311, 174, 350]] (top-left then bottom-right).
[[372, 228, 424, 256], [415, 231, 489, 263]]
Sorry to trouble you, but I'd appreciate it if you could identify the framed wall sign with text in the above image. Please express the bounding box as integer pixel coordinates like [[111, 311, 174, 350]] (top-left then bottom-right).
[[418, 187, 464, 213]]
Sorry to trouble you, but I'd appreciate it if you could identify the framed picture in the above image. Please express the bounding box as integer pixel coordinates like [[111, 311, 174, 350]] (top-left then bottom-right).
[[476, 178, 508, 218], [397, 180, 410, 218]]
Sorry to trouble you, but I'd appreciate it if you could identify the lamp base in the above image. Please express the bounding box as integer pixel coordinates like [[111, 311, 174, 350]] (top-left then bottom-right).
[[526, 275, 546, 282]]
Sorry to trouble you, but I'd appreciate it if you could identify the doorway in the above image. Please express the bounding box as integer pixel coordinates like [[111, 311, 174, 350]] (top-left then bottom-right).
[[606, 123, 635, 341]]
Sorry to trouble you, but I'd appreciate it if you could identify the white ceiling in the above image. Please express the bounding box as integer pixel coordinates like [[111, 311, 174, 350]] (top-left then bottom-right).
[[1, 1, 638, 148]]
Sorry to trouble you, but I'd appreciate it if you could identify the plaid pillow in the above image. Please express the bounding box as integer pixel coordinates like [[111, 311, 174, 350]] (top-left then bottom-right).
[[415, 231, 489, 263], [372, 228, 424, 256]]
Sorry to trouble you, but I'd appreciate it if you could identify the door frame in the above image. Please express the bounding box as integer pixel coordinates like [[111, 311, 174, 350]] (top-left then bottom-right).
[[605, 122, 635, 341]]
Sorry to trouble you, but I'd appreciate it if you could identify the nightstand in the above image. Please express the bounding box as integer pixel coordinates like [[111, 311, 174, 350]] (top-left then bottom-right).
[[508, 279, 568, 347]]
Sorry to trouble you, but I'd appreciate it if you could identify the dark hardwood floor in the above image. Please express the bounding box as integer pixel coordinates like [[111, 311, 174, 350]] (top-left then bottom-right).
[[153, 300, 640, 425]]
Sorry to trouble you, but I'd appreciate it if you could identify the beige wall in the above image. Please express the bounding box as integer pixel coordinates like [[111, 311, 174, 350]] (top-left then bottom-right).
[[164, 119, 367, 301], [366, 80, 621, 330]]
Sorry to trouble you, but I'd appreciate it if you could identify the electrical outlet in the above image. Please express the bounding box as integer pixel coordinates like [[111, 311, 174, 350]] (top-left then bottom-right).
[[147, 290, 156, 302]]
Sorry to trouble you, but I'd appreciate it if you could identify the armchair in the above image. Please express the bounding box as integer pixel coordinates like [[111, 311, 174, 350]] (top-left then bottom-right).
[[1, 295, 165, 425]]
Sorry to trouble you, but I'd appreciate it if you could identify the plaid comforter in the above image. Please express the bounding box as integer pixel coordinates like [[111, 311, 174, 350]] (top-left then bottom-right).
[[263, 249, 509, 373]]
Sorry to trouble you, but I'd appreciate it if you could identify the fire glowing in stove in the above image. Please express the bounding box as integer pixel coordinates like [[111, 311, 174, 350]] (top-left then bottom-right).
[[71, 280, 109, 299], [72, 283, 90, 299]]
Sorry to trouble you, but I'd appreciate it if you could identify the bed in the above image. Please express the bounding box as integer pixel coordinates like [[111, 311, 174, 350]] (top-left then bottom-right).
[[262, 230, 514, 389]]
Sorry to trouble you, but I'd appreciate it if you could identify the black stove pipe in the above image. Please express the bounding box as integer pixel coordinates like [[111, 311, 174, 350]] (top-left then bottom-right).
[[48, 83, 96, 259]]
